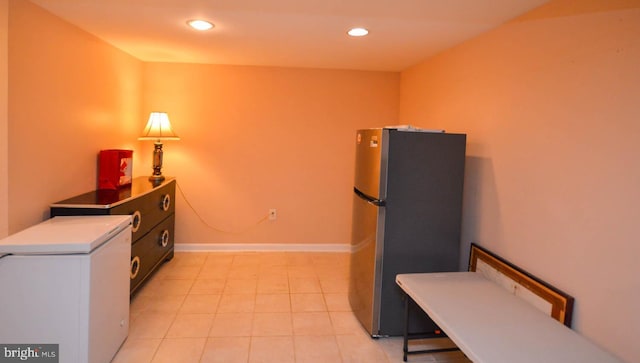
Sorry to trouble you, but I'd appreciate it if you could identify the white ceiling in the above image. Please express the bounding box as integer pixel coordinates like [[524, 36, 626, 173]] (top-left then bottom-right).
[[29, 0, 549, 72]]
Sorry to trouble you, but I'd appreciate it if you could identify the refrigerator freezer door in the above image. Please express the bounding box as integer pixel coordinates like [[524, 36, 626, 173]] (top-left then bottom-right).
[[354, 129, 384, 199]]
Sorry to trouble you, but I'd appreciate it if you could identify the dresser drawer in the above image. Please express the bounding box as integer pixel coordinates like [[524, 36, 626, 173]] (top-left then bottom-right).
[[112, 181, 175, 242], [130, 215, 175, 294]]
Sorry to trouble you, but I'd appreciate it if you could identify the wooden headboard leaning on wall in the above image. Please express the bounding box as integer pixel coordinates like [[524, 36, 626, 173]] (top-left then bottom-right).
[[468, 243, 575, 327]]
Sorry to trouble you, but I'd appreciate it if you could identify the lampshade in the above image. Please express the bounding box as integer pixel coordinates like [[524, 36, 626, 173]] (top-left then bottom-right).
[[138, 112, 180, 140]]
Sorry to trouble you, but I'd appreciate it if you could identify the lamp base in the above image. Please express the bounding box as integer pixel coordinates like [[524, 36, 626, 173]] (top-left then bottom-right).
[[148, 174, 165, 183], [149, 141, 165, 184]]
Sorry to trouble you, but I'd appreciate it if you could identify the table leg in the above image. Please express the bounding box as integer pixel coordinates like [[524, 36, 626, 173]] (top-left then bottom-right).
[[403, 293, 409, 362]]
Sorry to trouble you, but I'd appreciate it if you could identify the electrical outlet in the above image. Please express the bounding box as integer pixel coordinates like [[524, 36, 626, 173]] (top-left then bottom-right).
[[269, 209, 277, 221]]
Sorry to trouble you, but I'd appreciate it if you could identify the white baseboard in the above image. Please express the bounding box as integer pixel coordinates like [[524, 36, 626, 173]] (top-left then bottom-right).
[[174, 243, 350, 253]]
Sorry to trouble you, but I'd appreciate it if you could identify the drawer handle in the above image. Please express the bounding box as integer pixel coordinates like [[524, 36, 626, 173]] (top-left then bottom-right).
[[130, 256, 141, 280], [131, 210, 142, 233], [160, 229, 170, 248], [162, 194, 171, 211]]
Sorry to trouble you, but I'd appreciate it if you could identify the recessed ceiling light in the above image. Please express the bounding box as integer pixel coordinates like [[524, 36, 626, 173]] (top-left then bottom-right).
[[187, 19, 214, 31], [347, 27, 369, 37]]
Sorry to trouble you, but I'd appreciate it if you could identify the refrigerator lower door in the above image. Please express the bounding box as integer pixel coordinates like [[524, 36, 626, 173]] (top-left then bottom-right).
[[348, 191, 385, 336]]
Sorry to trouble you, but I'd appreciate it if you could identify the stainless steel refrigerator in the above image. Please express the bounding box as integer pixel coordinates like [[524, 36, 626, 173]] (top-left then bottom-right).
[[348, 127, 466, 337]]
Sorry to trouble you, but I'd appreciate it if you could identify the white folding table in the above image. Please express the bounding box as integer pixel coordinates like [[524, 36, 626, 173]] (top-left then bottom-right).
[[396, 272, 623, 363]]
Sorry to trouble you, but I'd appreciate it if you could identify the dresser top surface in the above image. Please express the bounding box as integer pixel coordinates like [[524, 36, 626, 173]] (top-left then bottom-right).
[[51, 176, 175, 209]]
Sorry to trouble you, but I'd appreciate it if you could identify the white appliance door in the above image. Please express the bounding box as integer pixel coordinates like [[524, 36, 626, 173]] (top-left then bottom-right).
[[0, 215, 132, 254]]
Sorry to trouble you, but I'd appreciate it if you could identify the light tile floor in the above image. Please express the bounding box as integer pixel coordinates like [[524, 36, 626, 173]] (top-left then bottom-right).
[[112, 252, 471, 363]]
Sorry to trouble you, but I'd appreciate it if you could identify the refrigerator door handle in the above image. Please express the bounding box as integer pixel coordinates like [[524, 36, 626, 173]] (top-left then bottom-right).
[[354, 187, 386, 207]]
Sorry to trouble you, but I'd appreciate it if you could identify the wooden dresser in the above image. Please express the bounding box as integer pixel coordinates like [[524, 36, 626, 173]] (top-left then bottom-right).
[[50, 177, 175, 295]]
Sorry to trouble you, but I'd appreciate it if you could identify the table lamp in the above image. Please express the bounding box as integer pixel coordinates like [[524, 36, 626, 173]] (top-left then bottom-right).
[[139, 112, 180, 182]]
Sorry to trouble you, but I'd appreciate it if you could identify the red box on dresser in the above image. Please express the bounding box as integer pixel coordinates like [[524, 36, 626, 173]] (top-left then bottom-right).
[[99, 149, 133, 190]]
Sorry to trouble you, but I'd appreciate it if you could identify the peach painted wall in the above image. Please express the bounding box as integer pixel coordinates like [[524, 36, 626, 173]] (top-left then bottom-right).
[[7, 0, 143, 233], [0, 0, 8, 237], [142, 63, 399, 246], [399, 1, 640, 362]]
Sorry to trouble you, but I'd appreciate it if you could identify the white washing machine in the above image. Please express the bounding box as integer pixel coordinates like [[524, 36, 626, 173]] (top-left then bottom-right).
[[0, 215, 132, 363]]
